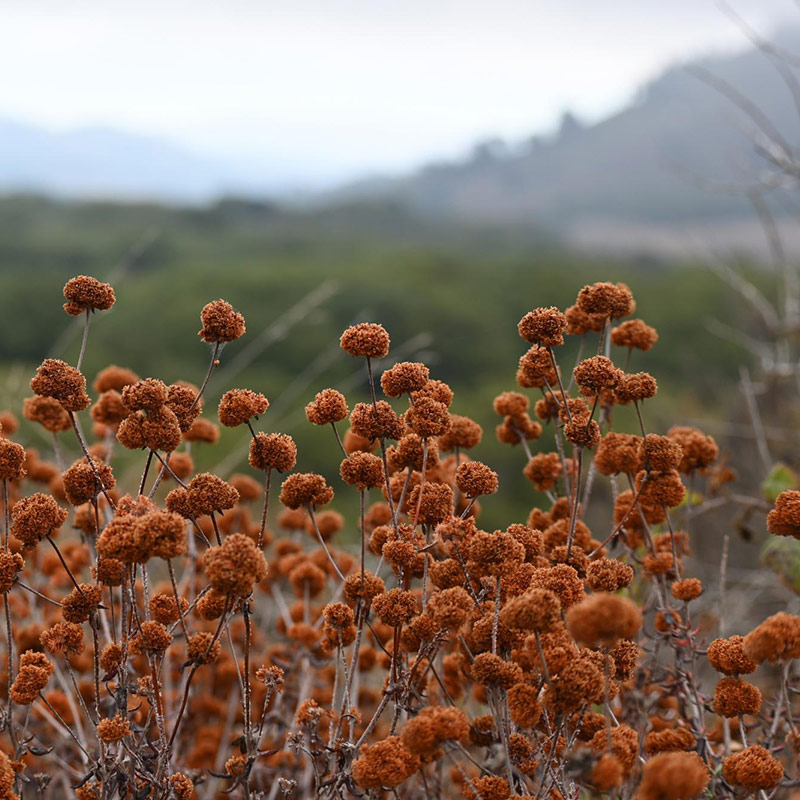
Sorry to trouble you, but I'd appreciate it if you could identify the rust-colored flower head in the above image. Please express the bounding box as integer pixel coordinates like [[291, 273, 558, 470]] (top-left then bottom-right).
[[518, 307, 568, 347], [666, 426, 718, 473], [713, 677, 762, 718], [614, 372, 658, 404], [707, 635, 757, 675], [412, 378, 454, 407], [280, 473, 334, 510], [340, 322, 390, 359], [768, 490, 800, 538], [637, 751, 708, 800], [121, 378, 168, 412], [381, 361, 430, 397], [594, 432, 642, 476], [576, 282, 635, 319], [517, 346, 559, 389], [199, 299, 246, 343], [187, 631, 222, 664], [166, 381, 202, 432], [566, 303, 606, 335], [142, 406, 183, 452], [436, 414, 482, 452], [611, 318, 658, 351], [407, 482, 454, 525], [523, 452, 564, 492], [183, 416, 220, 444], [97, 714, 131, 743], [566, 592, 642, 647], [400, 706, 469, 756], [41, 621, 85, 655], [351, 736, 420, 789], [343, 570, 385, 606], [60, 583, 103, 623], [31, 358, 91, 412], [62, 457, 115, 506], [10, 651, 54, 704], [456, 461, 498, 498], [585, 557, 634, 593], [500, 587, 561, 632], [723, 745, 783, 792], [406, 396, 451, 438], [372, 588, 417, 626], [340, 452, 385, 491], [0, 438, 26, 481], [249, 432, 297, 473], [63, 275, 115, 315], [350, 401, 404, 441], [90, 390, 129, 428], [218, 388, 269, 427], [202, 532, 268, 596], [23, 395, 72, 433], [93, 365, 139, 393], [573, 356, 622, 396], [426, 586, 473, 631], [305, 388, 348, 425], [187, 473, 239, 516], [0, 548, 24, 593], [743, 612, 800, 663]]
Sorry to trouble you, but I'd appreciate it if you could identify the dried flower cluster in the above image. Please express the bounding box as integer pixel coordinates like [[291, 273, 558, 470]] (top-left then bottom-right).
[[0, 275, 794, 800]]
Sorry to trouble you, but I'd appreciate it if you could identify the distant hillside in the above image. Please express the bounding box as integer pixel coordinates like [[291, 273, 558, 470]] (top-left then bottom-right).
[[335, 29, 800, 248], [0, 118, 291, 201]]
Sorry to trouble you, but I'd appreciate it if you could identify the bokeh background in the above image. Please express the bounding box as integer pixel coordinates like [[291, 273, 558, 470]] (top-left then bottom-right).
[[2, 1, 800, 607]]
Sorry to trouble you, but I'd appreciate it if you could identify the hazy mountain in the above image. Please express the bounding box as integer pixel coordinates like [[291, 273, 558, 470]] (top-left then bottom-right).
[[334, 28, 800, 245], [0, 118, 292, 201]]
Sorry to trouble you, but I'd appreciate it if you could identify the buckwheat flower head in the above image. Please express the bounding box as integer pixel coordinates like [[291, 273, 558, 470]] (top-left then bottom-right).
[[566, 592, 642, 646], [517, 346, 559, 388], [183, 417, 220, 444], [438, 414, 483, 452], [381, 361, 429, 396], [187, 631, 221, 664], [412, 379, 454, 407], [61, 583, 103, 623], [10, 651, 54, 704], [199, 299, 246, 343], [63, 275, 115, 315], [90, 390, 129, 428], [166, 382, 203, 431], [456, 461, 498, 497], [218, 388, 269, 427], [350, 401, 404, 441], [142, 406, 182, 451], [62, 458, 115, 506], [372, 588, 417, 626], [407, 482, 454, 525], [723, 746, 783, 791], [93, 365, 139, 393], [666, 425, 718, 473], [280, 472, 334, 510], [518, 307, 568, 347], [767, 490, 800, 538], [671, 577, 703, 602], [305, 388, 348, 425], [41, 621, 85, 655], [743, 612, 800, 663], [339, 452, 385, 491], [351, 736, 420, 789], [187, 473, 239, 516], [406, 396, 451, 438], [11, 492, 67, 548], [340, 322, 390, 359], [577, 282, 635, 319], [245, 432, 296, 474], [611, 318, 658, 350], [202, 532, 268, 596], [573, 356, 622, 396], [23, 395, 71, 433], [523, 452, 563, 492], [0, 548, 24, 593], [713, 677, 761, 717], [426, 586, 473, 631], [614, 372, 658, 404], [0, 438, 24, 482], [400, 706, 469, 756], [31, 359, 91, 411], [97, 714, 131, 743], [637, 751, 709, 800], [500, 588, 561, 632]]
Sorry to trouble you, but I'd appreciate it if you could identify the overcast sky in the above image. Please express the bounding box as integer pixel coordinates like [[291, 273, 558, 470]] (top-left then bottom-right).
[[0, 0, 796, 183]]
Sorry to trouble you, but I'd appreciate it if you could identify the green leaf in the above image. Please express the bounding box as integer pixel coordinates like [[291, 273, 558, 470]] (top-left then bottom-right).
[[761, 462, 798, 502], [760, 536, 800, 594]]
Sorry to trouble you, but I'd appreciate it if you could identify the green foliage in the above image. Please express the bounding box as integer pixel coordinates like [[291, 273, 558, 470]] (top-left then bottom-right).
[[761, 462, 798, 502], [760, 535, 800, 594]]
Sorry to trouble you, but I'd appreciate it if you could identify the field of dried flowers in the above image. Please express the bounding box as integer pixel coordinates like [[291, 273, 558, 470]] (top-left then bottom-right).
[[0, 274, 797, 800]]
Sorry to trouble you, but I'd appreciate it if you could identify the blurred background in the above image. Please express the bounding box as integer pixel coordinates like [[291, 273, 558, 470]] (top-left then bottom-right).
[[2, 1, 800, 607]]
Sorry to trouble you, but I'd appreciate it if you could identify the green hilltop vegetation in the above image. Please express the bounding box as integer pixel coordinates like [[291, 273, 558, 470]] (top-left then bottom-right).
[[0, 194, 769, 530]]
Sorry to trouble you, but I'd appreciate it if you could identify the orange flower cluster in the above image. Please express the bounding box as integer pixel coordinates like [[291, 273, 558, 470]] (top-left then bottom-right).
[[0, 274, 793, 800]]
